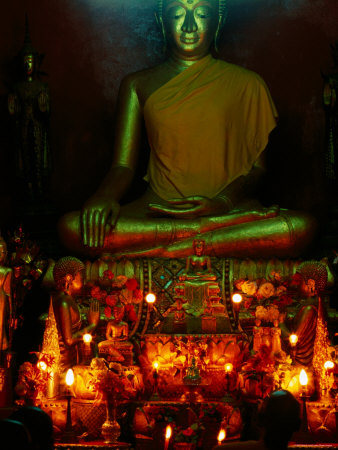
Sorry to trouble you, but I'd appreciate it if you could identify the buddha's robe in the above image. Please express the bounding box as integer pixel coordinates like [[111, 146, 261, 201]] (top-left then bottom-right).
[[144, 54, 278, 201]]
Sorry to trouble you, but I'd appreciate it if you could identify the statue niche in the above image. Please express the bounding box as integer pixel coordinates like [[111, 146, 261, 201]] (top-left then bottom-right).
[[161, 239, 230, 334], [58, 0, 316, 260]]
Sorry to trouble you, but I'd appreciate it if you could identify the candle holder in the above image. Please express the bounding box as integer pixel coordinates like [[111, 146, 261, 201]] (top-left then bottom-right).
[[232, 293, 242, 330], [289, 334, 298, 363], [62, 369, 78, 443], [150, 361, 161, 401]]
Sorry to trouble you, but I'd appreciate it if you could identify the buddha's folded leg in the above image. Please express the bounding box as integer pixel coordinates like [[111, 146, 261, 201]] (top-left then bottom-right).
[[58, 208, 316, 258], [116, 210, 317, 258], [58, 206, 280, 257]]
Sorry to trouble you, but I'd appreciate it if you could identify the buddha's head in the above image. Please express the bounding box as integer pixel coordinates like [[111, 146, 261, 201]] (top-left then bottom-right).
[[53, 256, 85, 294], [193, 238, 205, 256], [157, 0, 227, 59]]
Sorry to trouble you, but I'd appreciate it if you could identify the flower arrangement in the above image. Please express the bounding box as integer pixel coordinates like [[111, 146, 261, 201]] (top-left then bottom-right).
[[87, 358, 135, 403], [88, 270, 142, 322], [173, 422, 204, 447], [233, 271, 301, 323], [14, 353, 54, 405]]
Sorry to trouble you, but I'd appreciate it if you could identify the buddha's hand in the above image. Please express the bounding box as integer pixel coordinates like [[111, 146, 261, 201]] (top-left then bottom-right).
[[88, 299, 100, 327], [148, 196, 230, 219], [81, 195, 120, 248]]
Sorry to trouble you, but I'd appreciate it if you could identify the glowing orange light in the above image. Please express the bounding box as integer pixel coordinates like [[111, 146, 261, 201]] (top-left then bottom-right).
[[217, 428, 226, 444], [37, 360, 47, 371], [83, 333, 92, 343], [299, 369, 308, 386], [65, 369, 75, 387], [153, 361, 159, 371], [289, 334, 298, 346], [146, 293, 156, 304], [324, 361, 334, 370], [225, 363, 233, 373], [165, 424, 172, 439], [232, 293, 242, 304]]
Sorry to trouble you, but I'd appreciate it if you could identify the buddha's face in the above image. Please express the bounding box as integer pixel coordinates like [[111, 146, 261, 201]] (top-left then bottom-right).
[[163, 0, 219, 59], [69, 272, 84, 295], [193, 239, 204, 255], [23, 54, 34, 77]]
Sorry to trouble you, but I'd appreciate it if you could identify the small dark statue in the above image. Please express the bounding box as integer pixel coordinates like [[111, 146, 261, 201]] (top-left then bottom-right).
[[323, 41, 338, 190], [8, 18, 51, 201]]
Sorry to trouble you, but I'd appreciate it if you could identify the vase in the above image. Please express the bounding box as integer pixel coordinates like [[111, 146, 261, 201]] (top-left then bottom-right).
[[101, 398, 121, 443]]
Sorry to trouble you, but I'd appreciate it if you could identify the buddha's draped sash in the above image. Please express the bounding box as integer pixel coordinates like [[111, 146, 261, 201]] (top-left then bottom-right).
[[144, 55, 277, 201]]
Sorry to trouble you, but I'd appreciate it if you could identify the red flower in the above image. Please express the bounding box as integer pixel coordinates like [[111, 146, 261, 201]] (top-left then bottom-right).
[[124, 304, 137, 322], [182, 427, 194, 437], [125, 278, 138, 291], [292, 273, 303, 285], [103, 270, 114, 280], [106, 295, 117, 307], [104, 306, 112, 318], [244, 299, 252, 309], [91, 286, 102, 299]]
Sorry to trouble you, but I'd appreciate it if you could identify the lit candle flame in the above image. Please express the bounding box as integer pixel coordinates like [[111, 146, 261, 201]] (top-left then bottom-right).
[[65, 368, 75, 387], [232, 293, 242, 304], [37, 360, 47, 371], [289, 334, 298, 346], [225, 363, 233, 373], [153, 361, 159, 370], [146, 293, 156, 304], [217, 428, 226, 443], [83, 333, 92, 343], [299, 369, 308, 386], [324, 360, 334, 370], [165, 424, 172, 439]]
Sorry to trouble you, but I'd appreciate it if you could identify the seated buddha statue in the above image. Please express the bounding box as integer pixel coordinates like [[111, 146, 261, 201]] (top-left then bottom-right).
[[58, 0, 316, 259], [52, 257, 100, 372], [98, 304, 134, 365], [180, 239, 216, 281]]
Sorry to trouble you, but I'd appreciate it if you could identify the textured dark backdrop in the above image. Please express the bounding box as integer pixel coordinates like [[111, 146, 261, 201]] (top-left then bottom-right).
[[0, 0, 337, 225]]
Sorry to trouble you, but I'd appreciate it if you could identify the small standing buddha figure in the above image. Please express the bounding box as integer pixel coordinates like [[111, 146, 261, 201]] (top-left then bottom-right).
[[0, 236, 12, 368], [98, 303, 134, 366]]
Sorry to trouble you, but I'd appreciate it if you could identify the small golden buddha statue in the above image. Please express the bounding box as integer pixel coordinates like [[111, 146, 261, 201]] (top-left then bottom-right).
[[59, 0, 316, 258], [0, 236, 12, 367], [180, 239, 216, 281], [98, 304, 134, 365], [52, 257, 100, 372], [105, 305, 129, 341]]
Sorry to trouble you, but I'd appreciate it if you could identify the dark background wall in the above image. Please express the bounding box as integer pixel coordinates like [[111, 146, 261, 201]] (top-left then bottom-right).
[[0, 0, 337, 234]]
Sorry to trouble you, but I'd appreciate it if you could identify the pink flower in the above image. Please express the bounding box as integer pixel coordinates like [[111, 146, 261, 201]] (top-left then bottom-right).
[[257, 282, 275, 299]]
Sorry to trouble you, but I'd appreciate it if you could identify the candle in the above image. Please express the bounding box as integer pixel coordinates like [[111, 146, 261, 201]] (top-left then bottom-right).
[[64, 369, 77, 442], [217, 428, 226, 445], [146, 293, 156, 304], [164, 424, 172, 450], [299, 369, 308, 395], [82, 333, 93, 363], [289, 334, 298, 346]]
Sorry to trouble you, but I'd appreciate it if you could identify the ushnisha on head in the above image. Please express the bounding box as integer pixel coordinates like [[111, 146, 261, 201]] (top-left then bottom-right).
[[156, 0, 227, 57], [53, 256, 85, 293]]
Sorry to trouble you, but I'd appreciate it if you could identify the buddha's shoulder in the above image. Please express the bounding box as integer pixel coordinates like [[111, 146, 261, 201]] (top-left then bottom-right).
[[120, 64, 167, 91], [215, 59, 267, 84]]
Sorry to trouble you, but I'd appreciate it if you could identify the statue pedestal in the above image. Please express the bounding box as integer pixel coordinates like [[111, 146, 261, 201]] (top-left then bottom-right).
[[98, 340, 134, 366]]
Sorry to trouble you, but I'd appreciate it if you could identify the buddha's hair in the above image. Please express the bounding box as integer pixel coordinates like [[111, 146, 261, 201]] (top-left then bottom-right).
[[157, 0, 227, 17], [53, 256, 85, 291], [296, 260, 328, 293]]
